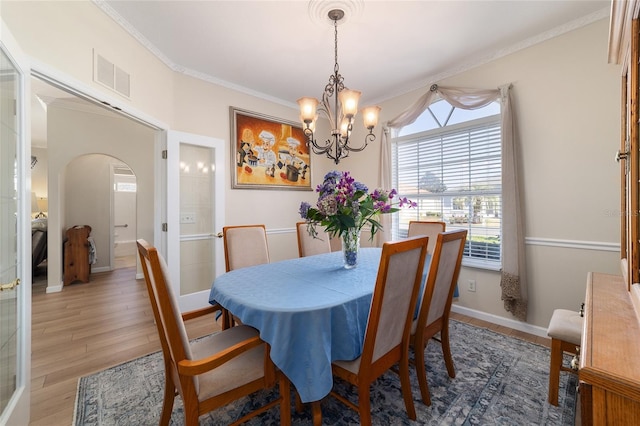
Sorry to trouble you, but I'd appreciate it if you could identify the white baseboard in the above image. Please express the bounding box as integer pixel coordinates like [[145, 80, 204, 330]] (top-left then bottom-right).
[[136, 272, 144, 280], [46, 283, 63, 293], [451, 303, 548, 338], [92, 266, 111, 273]]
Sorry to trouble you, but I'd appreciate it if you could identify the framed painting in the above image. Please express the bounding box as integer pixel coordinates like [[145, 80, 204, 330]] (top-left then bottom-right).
[[230, 107, 312, 190]]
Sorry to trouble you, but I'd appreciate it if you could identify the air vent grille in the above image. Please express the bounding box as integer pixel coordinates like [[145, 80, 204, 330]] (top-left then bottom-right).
[[93, 50, 131, 98]]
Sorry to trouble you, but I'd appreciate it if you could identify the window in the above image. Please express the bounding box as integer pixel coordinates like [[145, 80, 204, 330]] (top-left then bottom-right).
[[114, 167, 137, 192], [115, 181, 137, 192], [392, 99, 501, 269]]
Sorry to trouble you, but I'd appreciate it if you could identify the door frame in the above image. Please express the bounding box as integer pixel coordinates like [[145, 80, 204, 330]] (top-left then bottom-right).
[[29, 66, 168, 292]]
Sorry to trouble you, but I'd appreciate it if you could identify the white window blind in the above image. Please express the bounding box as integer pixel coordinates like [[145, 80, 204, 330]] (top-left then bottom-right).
[[392, 115, 502, 266]]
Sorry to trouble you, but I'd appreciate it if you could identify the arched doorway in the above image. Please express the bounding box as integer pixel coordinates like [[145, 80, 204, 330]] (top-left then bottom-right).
[[64, 154, 137, 273]]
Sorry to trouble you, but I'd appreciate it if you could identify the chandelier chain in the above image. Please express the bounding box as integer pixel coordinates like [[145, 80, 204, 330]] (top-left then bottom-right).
[[334, 18, 339, 75]]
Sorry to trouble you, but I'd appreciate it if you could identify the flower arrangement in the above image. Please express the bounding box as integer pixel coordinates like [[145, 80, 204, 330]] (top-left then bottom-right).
[[298, 170, 416, 241]]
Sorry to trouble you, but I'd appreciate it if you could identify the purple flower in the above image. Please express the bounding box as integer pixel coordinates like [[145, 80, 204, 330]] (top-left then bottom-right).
[[354, 181, 368, 193], [299, 201, 311, 219], [297, 170, 415, 240], [398, 197, 417, 208]]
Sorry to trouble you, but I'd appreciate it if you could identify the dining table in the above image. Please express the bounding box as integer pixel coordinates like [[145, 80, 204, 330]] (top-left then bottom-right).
[[208, 247, 430, 404]]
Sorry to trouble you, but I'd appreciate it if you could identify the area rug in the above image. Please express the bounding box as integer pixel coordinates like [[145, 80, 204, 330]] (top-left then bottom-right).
[[74, 320, 577, 425]]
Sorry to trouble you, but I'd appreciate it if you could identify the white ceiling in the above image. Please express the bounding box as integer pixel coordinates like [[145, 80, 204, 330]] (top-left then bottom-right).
[[96, 0, 610, 107], [32, 0, 611, 146]]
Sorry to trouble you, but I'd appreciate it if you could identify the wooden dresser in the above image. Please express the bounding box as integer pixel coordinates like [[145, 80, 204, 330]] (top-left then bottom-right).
[[579, 272, 640, 424]]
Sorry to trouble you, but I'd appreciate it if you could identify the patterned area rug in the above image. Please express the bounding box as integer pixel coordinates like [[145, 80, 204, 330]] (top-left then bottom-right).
[[74, 320, 577, 425]]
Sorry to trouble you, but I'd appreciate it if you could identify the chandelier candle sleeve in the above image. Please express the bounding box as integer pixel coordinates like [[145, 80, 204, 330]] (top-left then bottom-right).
[[298, 97, 318, 123]]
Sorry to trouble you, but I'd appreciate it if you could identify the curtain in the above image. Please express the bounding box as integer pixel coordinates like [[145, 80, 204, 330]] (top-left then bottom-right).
[[380, 84, 527, 321]]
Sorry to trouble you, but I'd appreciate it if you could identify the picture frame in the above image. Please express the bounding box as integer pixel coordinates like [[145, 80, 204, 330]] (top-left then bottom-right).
[[230, 107, 312, 190]]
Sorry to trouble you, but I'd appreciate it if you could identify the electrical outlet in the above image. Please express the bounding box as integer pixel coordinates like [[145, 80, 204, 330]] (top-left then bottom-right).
[[180, 212, 196, 224], [468, 280, 476, 292]]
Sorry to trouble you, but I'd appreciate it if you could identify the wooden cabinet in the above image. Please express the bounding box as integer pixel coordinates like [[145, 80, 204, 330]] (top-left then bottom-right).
[[579, 273, 640, 424], [63, 225, 92, 285], [610, 1, 640, 288], [580, 3, 640, 424]]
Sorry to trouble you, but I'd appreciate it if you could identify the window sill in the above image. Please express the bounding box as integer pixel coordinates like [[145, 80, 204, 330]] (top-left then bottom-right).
[[461, 257, 501, 271]]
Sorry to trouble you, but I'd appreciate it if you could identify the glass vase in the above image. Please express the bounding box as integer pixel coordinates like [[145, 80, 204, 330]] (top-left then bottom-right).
[[341, 227, 361, 269]]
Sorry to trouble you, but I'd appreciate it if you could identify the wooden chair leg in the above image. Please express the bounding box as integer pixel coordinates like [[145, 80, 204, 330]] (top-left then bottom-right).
[[441, 324, 456, 378], [548, 338, 562, 406], [278, 372, 291, 426], [399, 356, 417, 420], [160, 368, 175, 426], [415, 337, 432, 406], [357, 386, 372, 426]]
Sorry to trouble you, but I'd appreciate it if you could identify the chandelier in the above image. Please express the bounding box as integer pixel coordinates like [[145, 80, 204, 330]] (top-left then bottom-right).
[[297, 8, 381, 165]]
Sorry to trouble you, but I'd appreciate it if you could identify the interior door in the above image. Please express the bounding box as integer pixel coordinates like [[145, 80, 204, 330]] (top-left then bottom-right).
[[0, 21, 31, 425], [167, 131, 225, 311]]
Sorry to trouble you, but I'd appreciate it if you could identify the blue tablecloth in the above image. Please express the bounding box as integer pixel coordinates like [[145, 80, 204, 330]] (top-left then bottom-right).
[[209, 247, 429, 403]]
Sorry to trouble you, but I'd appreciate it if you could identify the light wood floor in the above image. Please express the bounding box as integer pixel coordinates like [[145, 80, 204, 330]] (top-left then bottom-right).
[[30, 263, 216, 426], [30, 265, 550, 425]]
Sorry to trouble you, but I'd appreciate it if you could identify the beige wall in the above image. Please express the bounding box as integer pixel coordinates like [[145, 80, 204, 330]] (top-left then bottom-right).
[[31, 147, 48, 201], [3, 2, 622, 327]]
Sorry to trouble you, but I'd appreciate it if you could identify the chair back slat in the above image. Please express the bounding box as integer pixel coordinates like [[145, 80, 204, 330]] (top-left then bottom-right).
[[361, 236, 429, 366], [417, 230, 467, 330], [223, 225, 270, 271], [407, 221, 446, 254], [296, 221, 331, 257]]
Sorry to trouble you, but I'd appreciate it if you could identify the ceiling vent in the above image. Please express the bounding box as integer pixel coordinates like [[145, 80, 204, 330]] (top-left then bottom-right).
[[93, 50, 131, 98]]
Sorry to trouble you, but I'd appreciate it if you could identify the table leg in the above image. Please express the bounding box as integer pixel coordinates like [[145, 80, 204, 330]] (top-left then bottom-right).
[[294, 392, 304, 413], [311, 401, 322, 426], [221, 309, 231, 330]]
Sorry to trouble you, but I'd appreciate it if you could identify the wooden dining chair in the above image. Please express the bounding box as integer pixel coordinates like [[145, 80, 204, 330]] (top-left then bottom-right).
[[410, 229, 467, 405], [329, 235, 429, 426], [223, 224, 270, 272], [407, 220, 446, 254], [296, 221, 331, 257], [136, 239, 291, 426]]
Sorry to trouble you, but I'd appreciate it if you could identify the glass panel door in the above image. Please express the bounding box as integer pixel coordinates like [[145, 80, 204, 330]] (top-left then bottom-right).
[[179, 144, 216, 295], [167, 131, 225, 311], [0, 44, 20, 417], [0, 25, 30, 424]]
